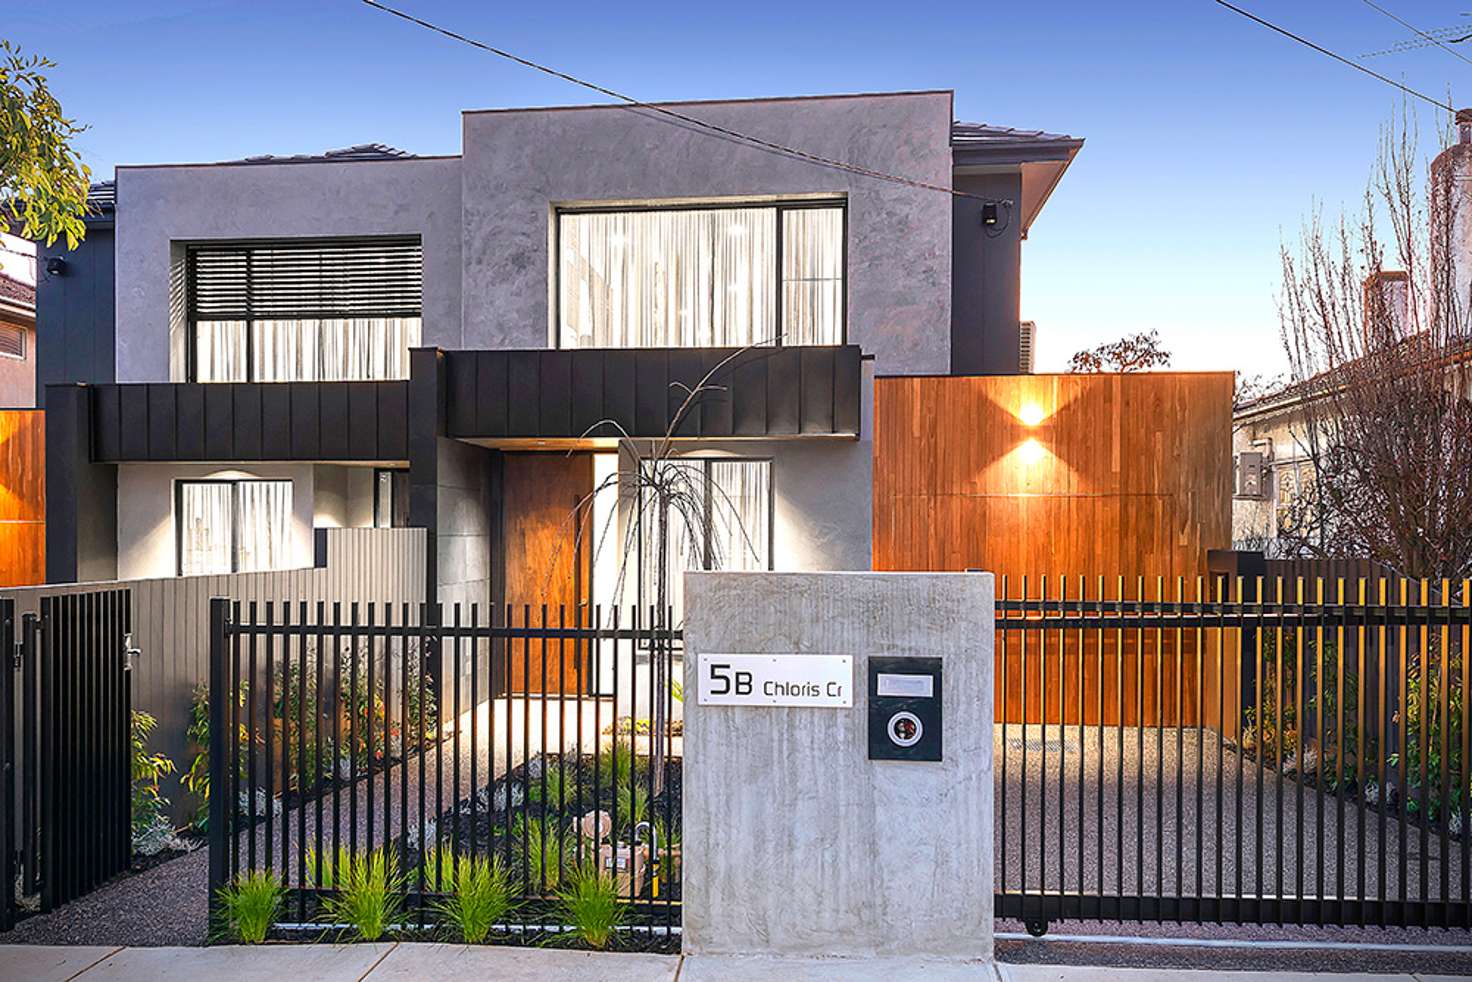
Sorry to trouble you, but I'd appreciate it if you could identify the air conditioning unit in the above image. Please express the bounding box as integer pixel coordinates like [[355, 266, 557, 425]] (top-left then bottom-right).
[[1018, 321, 1036, 374], [1234, 451, 1268, 499]]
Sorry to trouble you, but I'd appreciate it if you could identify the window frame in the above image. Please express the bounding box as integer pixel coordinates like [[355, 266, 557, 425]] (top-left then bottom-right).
[[553, 199, 848, 350], [174, 477, 292, 576], [0, 323, 26, 360], [373, 467, 410, 529], [183, 235, 423, 383]]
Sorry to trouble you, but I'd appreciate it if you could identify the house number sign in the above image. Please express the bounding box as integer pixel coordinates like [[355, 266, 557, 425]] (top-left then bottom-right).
[[696, 654, 853, 707]]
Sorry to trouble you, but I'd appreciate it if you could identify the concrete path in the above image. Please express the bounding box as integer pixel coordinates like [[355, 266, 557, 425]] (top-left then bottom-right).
[[1, 944, 1465, 981]]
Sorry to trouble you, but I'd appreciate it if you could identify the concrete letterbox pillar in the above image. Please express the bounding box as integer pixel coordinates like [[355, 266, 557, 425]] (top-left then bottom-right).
[[682, 571, 995, 976]]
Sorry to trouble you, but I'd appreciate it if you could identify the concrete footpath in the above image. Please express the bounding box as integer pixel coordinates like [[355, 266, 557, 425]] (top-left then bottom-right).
[[2, 943, 1467, 982]]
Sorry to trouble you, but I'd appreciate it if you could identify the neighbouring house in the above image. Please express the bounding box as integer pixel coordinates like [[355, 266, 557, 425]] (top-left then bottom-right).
[[35, 90, 1084, 620], [0, 233, 37, 408]]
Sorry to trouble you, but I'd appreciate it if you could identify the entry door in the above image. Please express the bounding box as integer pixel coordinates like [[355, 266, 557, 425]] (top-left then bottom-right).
[[500, 452, 593, 694]]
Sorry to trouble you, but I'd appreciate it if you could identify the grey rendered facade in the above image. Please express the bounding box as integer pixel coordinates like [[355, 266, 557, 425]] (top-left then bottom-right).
[[37, 90, 1080, 607]]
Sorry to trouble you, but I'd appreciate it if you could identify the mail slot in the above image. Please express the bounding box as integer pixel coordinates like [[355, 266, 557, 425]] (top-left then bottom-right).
[[868, 656, 942, 761]]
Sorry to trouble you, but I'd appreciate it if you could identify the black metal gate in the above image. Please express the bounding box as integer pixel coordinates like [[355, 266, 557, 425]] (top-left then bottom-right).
[[995, 575, 1470, 933], [1, 589, 133, 931]]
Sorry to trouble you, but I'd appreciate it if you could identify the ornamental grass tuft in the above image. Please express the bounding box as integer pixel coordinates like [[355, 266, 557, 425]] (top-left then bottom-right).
[[429, 853, 516, 944], [321, 847, 404, 941], [556, 861, 625, 949], [216, 869, 284, 944]]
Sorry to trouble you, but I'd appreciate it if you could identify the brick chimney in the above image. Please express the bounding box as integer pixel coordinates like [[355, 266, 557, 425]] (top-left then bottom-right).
[[1362, 269, 1410, 346]]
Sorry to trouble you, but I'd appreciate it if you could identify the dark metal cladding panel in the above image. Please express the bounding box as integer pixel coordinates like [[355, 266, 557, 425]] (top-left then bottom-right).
[[347, 382, 378, 459], [799, 347, 836, 435], [118, 386, 149, 460], [538, 350, 572, 437], [377, 382, 409, 460], [289, 383, 320, 460], [601, 350, 637, 438], [666, 349, 705, 438], [318, 383, 350, 459], [203, 384, 235, 460], [446, 351, 478, 437], [570, 349, 605, 439], [834, 344, 862, 436], [93, 385, 122, 462], [147, 384, 178, 459], [476, 351, 508, 438], [635, 348, 669, 437], [233, 384, 263, 459], [260, 385, 292, 460], [698, 349, 735, 438], [766, 348, 801, 436], [175, 385, 206, 459], [730, 349, 768, 436], [506, 351, 540, 436]]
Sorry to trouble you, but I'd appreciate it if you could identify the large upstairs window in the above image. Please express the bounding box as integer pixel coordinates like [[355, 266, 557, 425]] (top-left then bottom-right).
[[557, 202, 844, 349], [187, 237, 422, 382]]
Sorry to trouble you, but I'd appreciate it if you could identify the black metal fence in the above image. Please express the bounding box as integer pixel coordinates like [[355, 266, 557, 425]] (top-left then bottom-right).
[[206, 600, 681, 943], [995, 575, 1471, 933], [1, 590, 133, 931]]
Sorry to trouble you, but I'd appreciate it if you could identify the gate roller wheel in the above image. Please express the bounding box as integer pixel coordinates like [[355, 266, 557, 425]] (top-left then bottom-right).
[[1024, 918, 1049, 938]]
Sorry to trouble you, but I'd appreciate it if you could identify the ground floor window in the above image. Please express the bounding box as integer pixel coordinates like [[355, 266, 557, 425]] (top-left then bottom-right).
[[373, 468, 409, 528], [176, 479, 292, 575], [637, 457, 772, 620]]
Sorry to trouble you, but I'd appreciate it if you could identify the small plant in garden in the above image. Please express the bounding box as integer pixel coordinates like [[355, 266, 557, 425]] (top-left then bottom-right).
[[216, 869, 285, 944], [321, 848, 404, 941], [131, 710, 181, 855], [529, 764, 565, 808], [595, 746, 636, 788], [615, 778, 649, 831], [429, 853, 516, 944], [556, 861, 625, 949], [304, 843, 355, 889], [183, 686, 210, 831], [517, 816, 571, 887]]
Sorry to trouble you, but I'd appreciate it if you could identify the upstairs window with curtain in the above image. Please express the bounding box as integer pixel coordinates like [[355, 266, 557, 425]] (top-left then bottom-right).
[[177, 479, 292, 575], [187, 237, 422, 382], [557, 202, 844, 349]]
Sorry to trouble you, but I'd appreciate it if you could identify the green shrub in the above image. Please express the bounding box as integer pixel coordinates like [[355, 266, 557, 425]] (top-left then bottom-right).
[[429, 854, 515, 944], [614, 779, 648, 831], [303, 843, 354, 889], [516, 816, 571, 888], [321, 848, 404, 941], [131, 710, 178, 854], [217, 870, 284, 943], [529, 763, 565, 809], [556, 862, 624, 949]]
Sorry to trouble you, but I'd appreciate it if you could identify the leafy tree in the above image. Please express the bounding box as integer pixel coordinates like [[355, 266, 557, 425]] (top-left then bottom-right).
[[1, 40, 90, 247], [1068, 329, 1172, 373]]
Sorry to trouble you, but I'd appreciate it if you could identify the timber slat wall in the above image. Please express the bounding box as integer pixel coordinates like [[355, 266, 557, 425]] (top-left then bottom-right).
[[0, 527, 425, 820], [874, 372, 1233, 726], [0, 410, 45, 587]]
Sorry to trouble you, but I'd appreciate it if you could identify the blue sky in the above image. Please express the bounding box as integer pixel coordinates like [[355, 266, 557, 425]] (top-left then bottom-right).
[[8, 1, 1469, 375]]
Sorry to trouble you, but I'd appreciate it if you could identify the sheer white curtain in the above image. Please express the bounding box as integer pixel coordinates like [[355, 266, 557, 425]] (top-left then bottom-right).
[[252, 317, 420, 381], [781, 208, 844, 345], [194, 321, 248, 383], [178, 482, 233, 575], [235, 480, 292, 573], [638, 458, 771, 621], [560, 209, 777, 348]]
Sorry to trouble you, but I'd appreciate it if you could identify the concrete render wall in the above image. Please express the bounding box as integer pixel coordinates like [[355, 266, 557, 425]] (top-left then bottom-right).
[[113, 156, 463, 381], [460, 93, 954, 373], [682, 571, 995, 960]]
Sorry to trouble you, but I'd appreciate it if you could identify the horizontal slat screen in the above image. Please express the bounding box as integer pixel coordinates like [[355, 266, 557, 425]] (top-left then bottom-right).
[[187, 237, 423, 320]]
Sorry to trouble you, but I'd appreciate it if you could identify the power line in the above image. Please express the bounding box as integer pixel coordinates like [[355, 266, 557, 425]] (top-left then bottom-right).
[[357, 0, 1007, 204], [1214, 0, 1454, 112], [1358, 0, 1472, 69]]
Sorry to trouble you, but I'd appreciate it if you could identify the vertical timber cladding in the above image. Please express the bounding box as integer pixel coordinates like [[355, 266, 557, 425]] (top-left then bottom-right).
[[873, 372, 1234, 726], [0, 410, 45, 587], [499, 452, 593, 694]]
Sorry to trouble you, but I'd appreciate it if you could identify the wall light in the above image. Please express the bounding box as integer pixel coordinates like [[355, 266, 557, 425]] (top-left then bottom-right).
[[1019, 437, 1047, 464], [1018, 403, 1045, 427]]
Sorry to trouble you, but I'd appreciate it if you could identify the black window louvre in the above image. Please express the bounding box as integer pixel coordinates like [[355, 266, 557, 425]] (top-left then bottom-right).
[[186, 237, 423, 322]]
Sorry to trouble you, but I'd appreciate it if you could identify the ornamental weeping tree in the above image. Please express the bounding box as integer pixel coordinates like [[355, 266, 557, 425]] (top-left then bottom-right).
[[1278, 111, 1472, 581], [544, 346, 770, 789]]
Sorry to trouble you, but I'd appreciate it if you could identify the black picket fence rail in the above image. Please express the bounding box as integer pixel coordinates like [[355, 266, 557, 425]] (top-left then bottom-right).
[[1, 590, 133, 932], [206, 600, 682, 945], [995, 574, 1472, 933]]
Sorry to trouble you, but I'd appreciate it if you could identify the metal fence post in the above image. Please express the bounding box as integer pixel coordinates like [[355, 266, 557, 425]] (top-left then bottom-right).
[[207, 597, 230, 932], [0, 599, 14, 933]]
